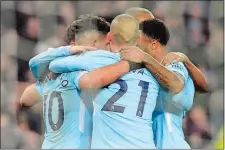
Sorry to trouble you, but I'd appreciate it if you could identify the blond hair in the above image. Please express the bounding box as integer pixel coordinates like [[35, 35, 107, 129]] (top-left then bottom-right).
[[110, 14, 139, 45]]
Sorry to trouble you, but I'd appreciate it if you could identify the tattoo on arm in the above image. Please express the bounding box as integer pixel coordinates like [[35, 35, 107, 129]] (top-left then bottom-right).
[[143, 53, 184, 92], [145, 62, 172, 89]]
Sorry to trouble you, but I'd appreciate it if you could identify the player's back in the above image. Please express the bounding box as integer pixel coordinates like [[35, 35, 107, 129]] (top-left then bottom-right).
[[92, 68, 159, 149], [152, 75, 194, 149], [37, 72, 84, 149], [49, 50, 159, 148]]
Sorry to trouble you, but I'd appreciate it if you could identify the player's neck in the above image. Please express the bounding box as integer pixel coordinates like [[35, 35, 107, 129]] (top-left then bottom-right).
[[148, 46, 166, 63], [109, 43, 122, 53], [158, 47, 167, 63], [158, 54, 165, 63]]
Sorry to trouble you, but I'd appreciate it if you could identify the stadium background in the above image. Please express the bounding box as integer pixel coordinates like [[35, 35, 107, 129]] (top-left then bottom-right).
[[1, 1, 224, 149]]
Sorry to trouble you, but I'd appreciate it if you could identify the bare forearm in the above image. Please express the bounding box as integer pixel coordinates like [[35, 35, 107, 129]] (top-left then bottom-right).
[[20, 84, 41, 107], [79, 61, 130, 90], [185, 59, 209, 92], [143, 53, 184, 93]]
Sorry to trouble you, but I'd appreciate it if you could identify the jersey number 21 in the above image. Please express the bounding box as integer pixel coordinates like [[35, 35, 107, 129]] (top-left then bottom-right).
[[102, 79, 149, 117]]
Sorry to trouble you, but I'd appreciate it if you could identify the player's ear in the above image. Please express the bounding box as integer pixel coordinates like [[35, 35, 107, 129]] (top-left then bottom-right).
[[151, 40, 158, 50], [137, 34, 141, 45], [92, 40, 97, 47], [107, 32, 112, 42], [70, 40, 76, 46]]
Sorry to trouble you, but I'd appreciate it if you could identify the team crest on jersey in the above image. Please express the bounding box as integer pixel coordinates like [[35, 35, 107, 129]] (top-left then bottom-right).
[[61, 79, 69, 87]]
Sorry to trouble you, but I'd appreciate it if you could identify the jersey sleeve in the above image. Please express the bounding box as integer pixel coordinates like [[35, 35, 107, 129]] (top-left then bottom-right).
[[74, 71, 88, 90], [169, 77, 195, 110], [29, 46, 71, 80], [67, 71, 88, 90], [165, 61, 189, 83], [165, 61, 193, 110], [49, 50, 120, 73]]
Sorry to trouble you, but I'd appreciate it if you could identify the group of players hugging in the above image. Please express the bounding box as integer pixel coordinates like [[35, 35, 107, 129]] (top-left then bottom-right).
[[20, 7, 209, 149]]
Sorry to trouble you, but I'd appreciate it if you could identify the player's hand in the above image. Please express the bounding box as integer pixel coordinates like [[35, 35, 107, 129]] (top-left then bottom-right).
[[161, 52, 188, 66], [119, 46, 145, 63], [69, 46, 97, 54]]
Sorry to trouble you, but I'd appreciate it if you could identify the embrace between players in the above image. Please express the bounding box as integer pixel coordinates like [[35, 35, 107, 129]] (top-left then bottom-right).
[[20, 7, 209, 149]]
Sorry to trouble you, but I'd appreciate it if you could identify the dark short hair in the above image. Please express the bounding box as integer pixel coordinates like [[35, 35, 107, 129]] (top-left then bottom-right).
[[65, 21, 77, 44], [140, 18, 170, 45], [65, 14, 110, 44]]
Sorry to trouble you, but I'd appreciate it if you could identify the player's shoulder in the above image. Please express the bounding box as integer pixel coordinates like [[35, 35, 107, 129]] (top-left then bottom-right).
[[124, 68, 159, 86], [59, 71, 78, 79], [85, 50, 120, 60], [167, 61, 189, 80], [84, 50, 108, 56], [61, 70, 87, 82], [168, 61, 187, 71], [56, 72, 79, 87]]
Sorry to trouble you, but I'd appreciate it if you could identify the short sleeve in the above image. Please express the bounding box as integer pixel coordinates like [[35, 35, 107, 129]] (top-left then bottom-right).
[[170, 77, 194, 110], [166, 61, 189, 83], [69, 71, 88, 90], [36, 81, 43, 95]]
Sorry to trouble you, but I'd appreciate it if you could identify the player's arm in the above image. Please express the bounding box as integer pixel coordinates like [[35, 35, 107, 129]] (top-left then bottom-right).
[[78, 61, 135, 90], [120, 47, 184, 93], [143, 54, 185, 93], [29, 46, 95, 80], [184, 59, 209, 92], [165, 60, 194, 110], [161, 52, 209, 93], [50, 50, 138, 89], [20, 83, 41, 107], [49, 55, 90, 73], [49, 50, 121, 73], [29, 46, 71, 80]]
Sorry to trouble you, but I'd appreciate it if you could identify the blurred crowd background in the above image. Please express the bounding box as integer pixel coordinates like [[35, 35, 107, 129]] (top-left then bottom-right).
[[1, 1, 224, 149]]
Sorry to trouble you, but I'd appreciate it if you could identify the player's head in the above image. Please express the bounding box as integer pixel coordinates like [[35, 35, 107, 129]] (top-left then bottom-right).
[[75, 15, 110, 49], [139, 18, 170, 62], [65, 21, 77, 45], [125, 7, 154, 24], [65, 14, 110, 49], [107, 14, 140, 52]]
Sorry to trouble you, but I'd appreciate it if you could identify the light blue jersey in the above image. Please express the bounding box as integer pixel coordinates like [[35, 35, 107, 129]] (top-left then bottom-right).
[[36, 72, 87, 149], [92, 69, 159, 149], [29, 46, 90, 149], [79, 90, 94, 149], [152, 61, 195, 149], [29, 46, 71, 80], [49, 50, 121, 73], [49, 49, 160, 149]]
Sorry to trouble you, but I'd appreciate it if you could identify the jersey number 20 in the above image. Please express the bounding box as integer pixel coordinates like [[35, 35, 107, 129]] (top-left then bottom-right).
[[43, 91, 64, 132], [101, 79, 149, 117]]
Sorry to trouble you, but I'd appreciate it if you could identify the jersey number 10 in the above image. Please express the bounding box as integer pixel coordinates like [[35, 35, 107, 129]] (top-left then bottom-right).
[[43, 91, 64, 132], [101, 79, 149, 117]]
